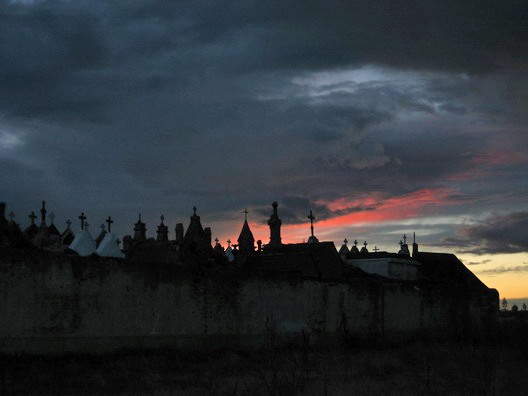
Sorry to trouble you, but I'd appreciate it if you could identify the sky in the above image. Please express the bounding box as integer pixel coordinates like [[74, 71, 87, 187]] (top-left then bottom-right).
[[1, 0, 527, 302]]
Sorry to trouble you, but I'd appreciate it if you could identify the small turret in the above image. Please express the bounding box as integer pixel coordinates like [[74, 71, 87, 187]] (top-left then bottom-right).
[[267, 201, 282, 247], [133, 214, 147, 241], [156, 215, 169, 242]]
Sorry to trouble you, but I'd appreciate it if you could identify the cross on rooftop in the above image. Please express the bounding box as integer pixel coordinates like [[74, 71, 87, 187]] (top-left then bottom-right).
[[373, 246, 379, 252], [8, 212, 15, 222], [106, 216, 113, 232], [363, 241, 368, 247], [344, 238, 348, 245], [28, 211, 37, 225], [242, 208, 248, 221], [214, 237, 219, 244], [79, 212, 87, 230], [49, 212, 55, 224], [354, 239, 358, 246], [227, 239, 231, 247], [66, 219, 72, 229], [308, 210, 316, 237]]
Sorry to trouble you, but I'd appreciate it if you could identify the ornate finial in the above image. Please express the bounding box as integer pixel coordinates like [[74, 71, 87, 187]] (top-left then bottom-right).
[[403, 234, 407, 244], [40, 201, 47, 224], [227, 239, 231, 247], [308, 210, 315, 237], [49, 212, 55, 224], [138, 213, 142, 222], [363, 241, 368, 247], [66, 219, 72, 229], [354, 239, 358, 246], [193, 206, 197, 216], [29, 211, 37, 225], [214, 237, 219, 244], [106, 216, 113, 233], [79, 212, 87, 230], [373, 246, 379, 252], [160, 215, 165, 224], [8, 211, 15, 222], [243, 208, 248, 221], [343, 238, 348, 245]]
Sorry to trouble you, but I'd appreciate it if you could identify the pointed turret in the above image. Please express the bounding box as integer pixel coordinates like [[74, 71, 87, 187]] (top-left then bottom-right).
[[339, 238, 350, 257], [133, 214, 147, 242], [184, 206, 204, 241], [412, 232, 419, 257], [237, 209, 255, 256], [156, 215, 169, 242]]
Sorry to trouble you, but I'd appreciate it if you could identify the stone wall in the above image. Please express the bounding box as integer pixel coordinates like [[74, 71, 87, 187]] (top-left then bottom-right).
[[0, 249, 496, 354]]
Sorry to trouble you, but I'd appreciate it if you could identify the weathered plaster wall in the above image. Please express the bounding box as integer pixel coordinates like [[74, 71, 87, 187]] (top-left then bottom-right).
[[0, 251, 496, 354]]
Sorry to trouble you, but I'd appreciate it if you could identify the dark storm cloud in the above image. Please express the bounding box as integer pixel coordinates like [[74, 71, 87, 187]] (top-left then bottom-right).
[[1, 0, 528, 239], [438, 212, 528, 255], [254, 196, 375, 225]]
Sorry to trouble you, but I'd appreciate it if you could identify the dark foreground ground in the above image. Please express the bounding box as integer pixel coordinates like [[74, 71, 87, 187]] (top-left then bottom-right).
[[1, 320, 527, 396]]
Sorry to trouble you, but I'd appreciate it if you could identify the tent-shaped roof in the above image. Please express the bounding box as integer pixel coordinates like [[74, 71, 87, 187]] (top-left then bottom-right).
[[69, 229, 96, 256], [96, 233, 124, 258]]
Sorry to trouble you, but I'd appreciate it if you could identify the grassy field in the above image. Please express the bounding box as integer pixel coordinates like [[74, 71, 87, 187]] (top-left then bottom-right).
[[1, 320, 527, 395]]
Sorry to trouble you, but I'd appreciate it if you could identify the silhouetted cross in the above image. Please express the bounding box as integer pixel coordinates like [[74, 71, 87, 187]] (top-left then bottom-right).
[[28, 211, 37, 225], [242, 208, 248, 221], [363, 241, 368, 247], [354, 239, 358, 246], [106, 216, 113, 232], [373, 246, 379, 252], [66, 219, 72, 229], [214, 237, 219, 244], [79, 212, 87, 230], [308, 210, 315, 237], [343, 238, 348, 245], [227, 239, 231, 247]]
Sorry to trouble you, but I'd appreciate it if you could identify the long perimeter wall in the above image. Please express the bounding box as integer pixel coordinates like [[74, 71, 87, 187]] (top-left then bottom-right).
[[0, 250, 497, 354]]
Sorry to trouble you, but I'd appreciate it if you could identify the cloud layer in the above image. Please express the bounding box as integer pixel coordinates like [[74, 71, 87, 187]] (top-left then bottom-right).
[[0, 0, 527, 252]]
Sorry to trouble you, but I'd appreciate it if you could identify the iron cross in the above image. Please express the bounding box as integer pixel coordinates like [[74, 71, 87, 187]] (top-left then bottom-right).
[[79, 212, 87, 230], [106, 216, 113, 232], [308, 210, 315, 237]]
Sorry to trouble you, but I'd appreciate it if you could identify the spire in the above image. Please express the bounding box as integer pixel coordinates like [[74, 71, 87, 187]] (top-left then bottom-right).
[[40, 201, 47, 227], [412, 232, 419, 257], [133, 213, 147, 241], [185, 206, 204, 240], [267, 201, 282, 247], [156, 215, 169, 242], [237, 210, 255, 256]]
